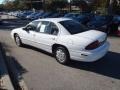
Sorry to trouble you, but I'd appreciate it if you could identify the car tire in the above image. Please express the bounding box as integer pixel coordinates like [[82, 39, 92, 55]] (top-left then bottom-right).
[[54, 47, 70, 64], [14, 34, 22, 47]]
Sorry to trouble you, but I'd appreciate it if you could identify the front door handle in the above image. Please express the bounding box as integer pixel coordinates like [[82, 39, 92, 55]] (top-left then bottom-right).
[[52, 38, 55, 40]]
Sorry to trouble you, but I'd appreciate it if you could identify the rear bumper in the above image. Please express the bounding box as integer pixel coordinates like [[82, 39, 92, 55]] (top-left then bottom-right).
[[70, 42, 110, 62]]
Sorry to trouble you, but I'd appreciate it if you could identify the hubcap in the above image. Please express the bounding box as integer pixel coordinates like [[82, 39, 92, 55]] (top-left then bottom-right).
[[15, 36, 20, 45], [56, 49, 66, 62]]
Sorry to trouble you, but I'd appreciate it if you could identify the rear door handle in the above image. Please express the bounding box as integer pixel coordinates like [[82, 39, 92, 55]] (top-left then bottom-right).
[[33, 34, 36, 37]]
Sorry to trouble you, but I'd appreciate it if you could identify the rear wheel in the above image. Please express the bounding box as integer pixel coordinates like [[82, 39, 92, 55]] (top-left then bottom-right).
[[14, 34, 22, 47], [54, 47, 70, 64]]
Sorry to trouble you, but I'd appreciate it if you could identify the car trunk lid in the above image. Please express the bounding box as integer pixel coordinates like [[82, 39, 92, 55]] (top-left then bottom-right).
[[75, 30, 107, 43]]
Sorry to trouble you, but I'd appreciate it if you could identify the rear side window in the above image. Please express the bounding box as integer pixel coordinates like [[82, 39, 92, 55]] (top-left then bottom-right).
[[50, 22, 59, 35], [39, 21, 59, 35]]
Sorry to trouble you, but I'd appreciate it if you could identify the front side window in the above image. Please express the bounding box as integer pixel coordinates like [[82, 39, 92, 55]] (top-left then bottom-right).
[[26, 21, 40, 32], [59, 20, 88, 34], [26, 25, 36, 31], [26, 21, 39, 32]]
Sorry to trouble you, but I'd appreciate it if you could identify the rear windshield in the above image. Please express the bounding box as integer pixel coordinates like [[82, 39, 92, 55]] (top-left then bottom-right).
[[59, 20, 88, 34]]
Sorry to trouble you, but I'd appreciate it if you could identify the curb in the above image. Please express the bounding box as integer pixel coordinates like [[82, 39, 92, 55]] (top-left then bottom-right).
[[0, 43, 14, 90], [5, 52, 28, 90], [1, 43, 28, 90]]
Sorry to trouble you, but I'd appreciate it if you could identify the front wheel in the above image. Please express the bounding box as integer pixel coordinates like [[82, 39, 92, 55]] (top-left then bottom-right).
[[14, 34, 22, 47], [54, 47, 70, 64]]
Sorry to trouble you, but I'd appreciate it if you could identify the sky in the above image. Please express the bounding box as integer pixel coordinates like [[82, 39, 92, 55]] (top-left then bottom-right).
[[0, 0, 4, 4], [0, 0, 71, 4], [0, 0, 94, 4]]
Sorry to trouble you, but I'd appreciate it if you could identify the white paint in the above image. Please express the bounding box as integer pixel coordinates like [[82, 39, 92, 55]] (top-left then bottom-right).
[[11, 18, 110, 62]]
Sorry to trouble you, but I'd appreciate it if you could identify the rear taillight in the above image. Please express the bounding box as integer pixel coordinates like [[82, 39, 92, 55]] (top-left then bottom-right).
[[116, 26, 120, 36], [118, 26, 120, 31], [117, 30, 120, 36], [85, 40, 100, 50]]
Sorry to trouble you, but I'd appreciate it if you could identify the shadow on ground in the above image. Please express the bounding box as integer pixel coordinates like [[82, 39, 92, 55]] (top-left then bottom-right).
[[2, 42, 28, 76], [5, 55, 28, 90], [22, 45, 120, 80], [8, 56, 28, 76], [0, 19, 30, 30], [0, 43, 6, 79], [0, 43, 28, 89], [23, 44, 53, 57], [68, 51, 120, 79]]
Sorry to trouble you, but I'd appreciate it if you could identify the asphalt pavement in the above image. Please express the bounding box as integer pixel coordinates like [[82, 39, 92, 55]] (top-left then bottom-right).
[[0, 15, 120, 90], [0, 43, 14, 90]]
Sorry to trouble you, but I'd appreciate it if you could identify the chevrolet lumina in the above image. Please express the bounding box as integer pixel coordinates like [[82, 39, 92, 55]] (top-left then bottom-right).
[[11, 18, 110, 64]]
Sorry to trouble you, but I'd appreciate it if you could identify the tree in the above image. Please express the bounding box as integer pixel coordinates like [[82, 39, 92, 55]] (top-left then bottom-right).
[[91, 0, 120, 15], [13, 0, 27, 10], [107, 0, 120, 15], [50, 0, 67, 11], [43, 0, 67, 12], [72, 0, 92, 12], [3, 0, 28, 10], [90, 0, 108, 14], [0, 4, 4, 11], [4, 0, 14, 10]]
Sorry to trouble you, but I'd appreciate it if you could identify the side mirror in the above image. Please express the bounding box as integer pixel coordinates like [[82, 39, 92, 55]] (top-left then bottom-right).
[[23, 27, 29, 31], [23, 27, 27, 30], [23, 25, 36, 31]]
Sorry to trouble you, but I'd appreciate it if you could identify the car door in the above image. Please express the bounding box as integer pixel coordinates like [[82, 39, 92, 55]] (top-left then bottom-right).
[[20, 21, 40, 46], [34, 21, 59, 53]]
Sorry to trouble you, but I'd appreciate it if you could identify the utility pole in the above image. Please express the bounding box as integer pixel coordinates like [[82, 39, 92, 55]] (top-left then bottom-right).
[[30, 0, 33, 10], [42, 0, 46, 12], [68, 0, 72, 12]]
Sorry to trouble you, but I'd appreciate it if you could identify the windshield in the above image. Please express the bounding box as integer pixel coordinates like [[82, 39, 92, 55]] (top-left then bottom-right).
[[60, 20, 88, 34]]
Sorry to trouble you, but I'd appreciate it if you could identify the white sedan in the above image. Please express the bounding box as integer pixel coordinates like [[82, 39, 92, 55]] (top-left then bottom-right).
[[11, 18, 110, 64]]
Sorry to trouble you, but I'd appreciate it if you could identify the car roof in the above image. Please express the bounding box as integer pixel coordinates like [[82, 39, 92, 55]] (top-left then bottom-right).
[[35, 18, 72, 23]]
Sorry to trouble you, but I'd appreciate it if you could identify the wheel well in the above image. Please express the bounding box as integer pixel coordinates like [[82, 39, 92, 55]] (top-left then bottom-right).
[[52, 44, 69, 55], [14, 33, 18, 38], [14, 33, 21, 41]]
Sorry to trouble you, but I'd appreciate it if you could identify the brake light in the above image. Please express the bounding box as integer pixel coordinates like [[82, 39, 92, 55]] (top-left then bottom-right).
[[85, 40, 100, 50], [117, 30, 120, 36], [118, 26, 120, 31], [116, 26, 120, 36]]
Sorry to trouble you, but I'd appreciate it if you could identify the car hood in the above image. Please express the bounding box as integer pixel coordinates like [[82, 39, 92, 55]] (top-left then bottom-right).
[[12, 27, 23, 31]]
